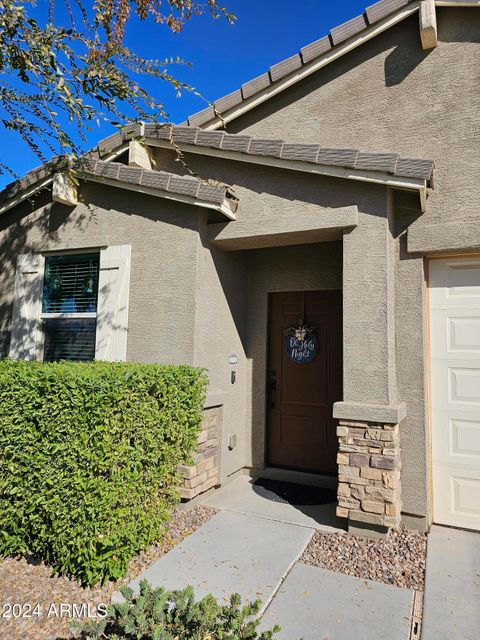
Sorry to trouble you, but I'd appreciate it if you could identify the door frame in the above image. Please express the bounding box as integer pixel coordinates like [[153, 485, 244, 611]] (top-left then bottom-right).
[[425, 252, 480, 529], [264, 287, 343, 476]]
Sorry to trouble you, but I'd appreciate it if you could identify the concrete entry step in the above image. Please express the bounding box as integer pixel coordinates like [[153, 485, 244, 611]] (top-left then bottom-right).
[[113, 510, 313, 609], [199, 475, 343, 531], [260, 563, 415, 640]]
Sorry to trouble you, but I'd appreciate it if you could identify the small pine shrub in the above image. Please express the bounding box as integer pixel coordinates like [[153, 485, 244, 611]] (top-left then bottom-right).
[[0, 359, 207, 586], [73, 579, 281, 639]]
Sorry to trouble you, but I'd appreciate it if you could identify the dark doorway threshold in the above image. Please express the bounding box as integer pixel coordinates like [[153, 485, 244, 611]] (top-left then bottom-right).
[[253, 477, 337, 507]]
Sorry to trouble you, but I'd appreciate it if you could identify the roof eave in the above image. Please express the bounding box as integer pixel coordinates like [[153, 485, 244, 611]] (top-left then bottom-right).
[[82, 174, 237, 219], [147, 137, 430, 209], [0, 164, 237, 220], [0, 176, 54, 215]]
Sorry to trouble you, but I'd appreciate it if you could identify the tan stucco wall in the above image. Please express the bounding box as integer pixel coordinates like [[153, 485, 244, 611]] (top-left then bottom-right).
[[219, 7, 480, 518], [0, 182, 199, 364], [193, 213, 248, 479]]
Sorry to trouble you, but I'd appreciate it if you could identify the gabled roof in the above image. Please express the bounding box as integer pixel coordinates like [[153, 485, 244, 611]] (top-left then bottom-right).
[[0, 156, 238, 219], [0, 122, 434, 216], [182, 0, 479, 130]]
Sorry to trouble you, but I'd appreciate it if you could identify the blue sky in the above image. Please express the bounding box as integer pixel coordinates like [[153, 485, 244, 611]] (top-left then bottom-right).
[[2, 0, 367, 187]]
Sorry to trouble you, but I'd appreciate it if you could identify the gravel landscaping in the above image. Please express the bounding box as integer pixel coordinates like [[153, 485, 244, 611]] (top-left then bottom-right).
[[300, 525, 427, 591], [0, 505, 216, 640]]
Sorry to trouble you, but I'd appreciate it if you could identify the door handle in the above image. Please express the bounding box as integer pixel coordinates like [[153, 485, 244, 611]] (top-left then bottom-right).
[[269, 370, 277, 409]]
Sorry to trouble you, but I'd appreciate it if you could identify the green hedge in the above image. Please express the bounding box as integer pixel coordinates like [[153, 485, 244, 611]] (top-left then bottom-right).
[[0, 359, 207, 586]]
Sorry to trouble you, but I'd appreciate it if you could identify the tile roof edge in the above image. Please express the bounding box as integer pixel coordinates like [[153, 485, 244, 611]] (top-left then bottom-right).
[[144, 126, 434, 182], [0, 156, 232, 215]]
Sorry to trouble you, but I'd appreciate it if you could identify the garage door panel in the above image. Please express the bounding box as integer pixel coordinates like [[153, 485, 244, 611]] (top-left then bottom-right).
[[432, 412, 480, 465], [430, 259, 480, 308], [431, 365, 480, 412], [429, 257, 480, 531], [433, 469, 480, 528], [430, 311, 480, 358]]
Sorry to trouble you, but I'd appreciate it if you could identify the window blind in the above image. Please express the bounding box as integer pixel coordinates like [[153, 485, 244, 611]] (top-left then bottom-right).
[[43, 319, 97, 362], [42, 253, 100, 314], [42, 252, 100, 362]]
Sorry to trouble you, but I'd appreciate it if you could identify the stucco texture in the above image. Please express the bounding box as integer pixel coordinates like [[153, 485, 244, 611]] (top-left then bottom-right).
[[217, 8, 480, 517], [0, 182, 199, 364]]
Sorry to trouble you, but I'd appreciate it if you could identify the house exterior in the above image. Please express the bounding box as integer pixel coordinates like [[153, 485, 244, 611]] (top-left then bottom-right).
[[1, 0, 479, 536]]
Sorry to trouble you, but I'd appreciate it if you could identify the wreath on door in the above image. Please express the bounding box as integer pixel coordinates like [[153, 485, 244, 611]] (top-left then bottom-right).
[[284, 321, 318, 363]]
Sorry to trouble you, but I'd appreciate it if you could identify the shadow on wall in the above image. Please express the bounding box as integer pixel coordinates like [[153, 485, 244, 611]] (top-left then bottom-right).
[[0, 189, 100, 359], [196, 212, 248, 354], [0, 191, 59, 357], [226, 9, 480, 132], [83, 182, 200, 233], [225, 13, 430, 133]]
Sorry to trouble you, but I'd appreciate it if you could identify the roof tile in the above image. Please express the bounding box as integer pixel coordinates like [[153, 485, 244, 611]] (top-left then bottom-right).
[[140, 170, 171, 191], [355, 151, 398, 173], [317, 148, 358, 168], [269, 54, 303, 82], [248, 139, 284, 158], [198, 182, 226, 204], [168, 175, 200, 198], [188, 106, 215, 127], [215, 90, 243, 114], [221, 134, 251, 153], [97, 132, 123, 156], [118, 165, 143, 185], [195, 130, 225, 149], [365, 0, 410, 25], [241, 73, 271, 99], [395, 157, 434, 180], [122, 123, 143, 140], [77, 158, 98, 174], [281, 143, 320, 163], [300, 36, 332, 64], [144, 123, 172, 140], [93, 162, 121, 179], [330, 15, 368, 45], [172, 127, 198, 145]]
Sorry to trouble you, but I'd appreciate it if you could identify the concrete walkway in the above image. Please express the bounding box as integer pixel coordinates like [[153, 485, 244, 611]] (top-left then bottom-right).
[[423, 525, 480, 640], [114, 477, 417, 638], [116, 510, 313, 610], [260, 563, 414, 640]]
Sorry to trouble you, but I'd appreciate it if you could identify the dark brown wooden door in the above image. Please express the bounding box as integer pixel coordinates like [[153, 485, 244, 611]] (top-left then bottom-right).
[[267, 290, 342, 474]]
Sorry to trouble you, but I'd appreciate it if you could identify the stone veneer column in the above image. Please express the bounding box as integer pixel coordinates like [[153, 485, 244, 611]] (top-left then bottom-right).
[[334, 192, 404, 532], [336, 420, 401, 528], [178, 404, 222, 500]]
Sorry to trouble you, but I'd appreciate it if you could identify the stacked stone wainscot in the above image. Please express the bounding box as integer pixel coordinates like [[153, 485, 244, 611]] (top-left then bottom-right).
[[336, 420, 402, 528], [178, 404, 222, 500]]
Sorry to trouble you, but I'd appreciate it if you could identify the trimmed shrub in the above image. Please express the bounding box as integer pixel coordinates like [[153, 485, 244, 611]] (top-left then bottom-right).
[[73, 580, 281, 639], [0, 359, 207, 586]]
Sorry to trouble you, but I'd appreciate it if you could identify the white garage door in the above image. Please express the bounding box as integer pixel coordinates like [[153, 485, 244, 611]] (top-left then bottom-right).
[[429, 256, 480, 530]]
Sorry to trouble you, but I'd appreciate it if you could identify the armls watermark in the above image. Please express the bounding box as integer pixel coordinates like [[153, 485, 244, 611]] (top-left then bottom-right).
[[1, 602, 108, 619]]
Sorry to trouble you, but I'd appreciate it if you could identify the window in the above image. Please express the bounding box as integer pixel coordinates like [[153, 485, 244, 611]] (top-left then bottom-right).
[[9, 245, 131, 362], [41, 253, 100, 361]]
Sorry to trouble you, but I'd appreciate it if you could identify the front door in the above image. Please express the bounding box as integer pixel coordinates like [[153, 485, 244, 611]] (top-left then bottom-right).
[[267, 290, 342, 474]]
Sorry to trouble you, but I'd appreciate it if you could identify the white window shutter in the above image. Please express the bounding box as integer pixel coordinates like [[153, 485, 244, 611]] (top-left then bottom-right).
[[95, 244, 131, 361], [9, 253, 45, 360]]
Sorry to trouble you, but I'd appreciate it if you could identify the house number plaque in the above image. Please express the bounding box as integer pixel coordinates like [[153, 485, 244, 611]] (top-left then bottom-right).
[[284, 322, 318, 364]]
